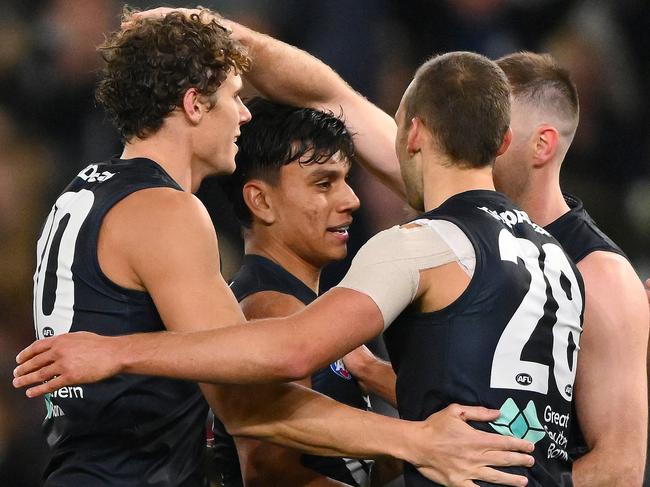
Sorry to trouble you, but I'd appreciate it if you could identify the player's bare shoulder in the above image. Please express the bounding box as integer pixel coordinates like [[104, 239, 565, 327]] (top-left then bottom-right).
[[98, 188, 218, 290]]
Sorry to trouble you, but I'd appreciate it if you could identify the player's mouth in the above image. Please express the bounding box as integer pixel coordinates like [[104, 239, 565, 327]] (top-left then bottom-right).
[[327, 222, 351, 242]]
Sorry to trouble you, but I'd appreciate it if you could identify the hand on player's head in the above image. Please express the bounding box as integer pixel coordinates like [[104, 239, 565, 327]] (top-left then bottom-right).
[[121, 7, 232, 34], [12, 332, 122, 398], [414, 404, 534, 486]]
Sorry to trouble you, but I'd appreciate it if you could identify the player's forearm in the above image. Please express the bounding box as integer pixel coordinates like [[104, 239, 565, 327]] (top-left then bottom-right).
[[117, 325, 316, 383], [232, 383, 418, 462], [228, 20, 351, 111], [354, 358, 397, 407], [572, 446, 645, 486], [228, 18, 406, 198], [211, 381, 419, 463]]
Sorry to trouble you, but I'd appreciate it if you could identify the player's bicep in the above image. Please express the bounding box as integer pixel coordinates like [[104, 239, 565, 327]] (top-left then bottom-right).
[[336, 222, 464, 328], [574, 254, 649, 449]]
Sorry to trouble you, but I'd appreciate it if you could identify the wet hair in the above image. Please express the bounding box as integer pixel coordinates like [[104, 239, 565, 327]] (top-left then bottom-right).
[[404, 51, 511, 168], [96, 9, 250, 141], [497, 51, 579, 132], [223, 97, 355, 228]]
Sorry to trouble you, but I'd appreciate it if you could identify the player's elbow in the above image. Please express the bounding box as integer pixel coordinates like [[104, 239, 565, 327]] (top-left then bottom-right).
[[271, 339, 323, 381], [276, 349, 318, 381]]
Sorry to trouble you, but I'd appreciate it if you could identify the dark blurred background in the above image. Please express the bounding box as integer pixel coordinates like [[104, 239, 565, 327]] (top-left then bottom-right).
[[1, 0, 649, 485]]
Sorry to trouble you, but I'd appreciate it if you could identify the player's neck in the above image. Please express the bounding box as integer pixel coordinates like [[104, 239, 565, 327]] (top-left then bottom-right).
[[121, 131, 206, 193], [422, 163, 495, 212], [518, 170, 569, 227], [244, 232, 321, 294]]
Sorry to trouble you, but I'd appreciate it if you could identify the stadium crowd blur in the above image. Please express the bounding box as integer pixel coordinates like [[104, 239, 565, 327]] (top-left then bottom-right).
[[1, 0, 649, 485]]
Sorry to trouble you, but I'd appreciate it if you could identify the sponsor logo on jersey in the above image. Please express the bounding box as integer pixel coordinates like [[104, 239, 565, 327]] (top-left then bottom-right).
[[489, 397, 546, 444], [477, 206, 550, 236], [42, 327, 55, 337], [77, 164, 116, 183], [44, 386, 85, 420], [330, 359, 352, 380], [44, 393, 65, 419]]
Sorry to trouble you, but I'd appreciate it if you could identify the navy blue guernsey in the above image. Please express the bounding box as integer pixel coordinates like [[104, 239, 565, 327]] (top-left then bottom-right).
[[545, 193, 626, 461], [33, 158, 209, 487], [211, 254, 372, 486], [384, 191, 584, 487]]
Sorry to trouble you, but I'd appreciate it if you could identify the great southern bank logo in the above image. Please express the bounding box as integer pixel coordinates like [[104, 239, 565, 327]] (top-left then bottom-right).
[[489, 398, 546, 444], [330, 359, 352, 380]]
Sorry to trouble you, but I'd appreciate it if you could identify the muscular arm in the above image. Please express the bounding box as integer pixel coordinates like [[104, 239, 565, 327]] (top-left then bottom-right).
[[232, 20, 404, 198], [571, 252, 649, 486], [234, 291, 351, 486]]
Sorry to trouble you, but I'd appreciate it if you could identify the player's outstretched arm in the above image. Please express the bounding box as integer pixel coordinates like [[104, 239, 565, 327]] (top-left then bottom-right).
[[14, 288, 384, 387], [127, 7, 405, 199], [571, 252, 649, 486]]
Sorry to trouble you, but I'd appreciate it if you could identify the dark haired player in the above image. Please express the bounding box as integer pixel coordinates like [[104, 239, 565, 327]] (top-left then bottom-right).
[[494, 52, 649, 486], [212, 97, 398, 486], [18, 8, 537, 487]]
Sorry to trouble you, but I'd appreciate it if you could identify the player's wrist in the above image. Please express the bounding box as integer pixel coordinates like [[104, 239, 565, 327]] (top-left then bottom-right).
[[380, 418, 422, 464], [113, 335, 137, 374]]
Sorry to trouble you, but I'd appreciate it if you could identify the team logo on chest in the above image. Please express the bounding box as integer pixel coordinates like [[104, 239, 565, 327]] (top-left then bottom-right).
[[330, 359, 352, 380]]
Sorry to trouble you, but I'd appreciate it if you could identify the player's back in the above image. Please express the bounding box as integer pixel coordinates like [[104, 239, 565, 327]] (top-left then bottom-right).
[[384, 190, 584, 487], [33, 158, 208, 487], [211, 254, 372, 487]]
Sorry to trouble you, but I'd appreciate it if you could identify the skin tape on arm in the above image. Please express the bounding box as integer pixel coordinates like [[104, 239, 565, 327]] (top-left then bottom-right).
[[336, 219, 475, 329]]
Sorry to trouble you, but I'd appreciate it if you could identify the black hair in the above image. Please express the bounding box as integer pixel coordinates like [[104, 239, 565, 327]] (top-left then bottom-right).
[[222, 97, 355, 228]]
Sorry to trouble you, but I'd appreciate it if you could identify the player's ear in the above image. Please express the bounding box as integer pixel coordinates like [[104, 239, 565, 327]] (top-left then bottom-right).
[[242, 180, 276, 225], [182, 88, 206, 125], [497, 127, 513, 156], [406, 117, 424, 156], [533, 125, 559, 167]]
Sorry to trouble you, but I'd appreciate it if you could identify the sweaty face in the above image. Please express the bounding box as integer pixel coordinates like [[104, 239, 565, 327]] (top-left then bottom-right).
[[199, 73, 251, 175], [493, 99, 533, 204], [268, 153, 360, 269], [395, 84, 425, 211]]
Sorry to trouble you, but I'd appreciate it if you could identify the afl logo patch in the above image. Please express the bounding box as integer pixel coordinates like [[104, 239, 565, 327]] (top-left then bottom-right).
[[330, 359, 352, 380], [515, 373, 533, 386]]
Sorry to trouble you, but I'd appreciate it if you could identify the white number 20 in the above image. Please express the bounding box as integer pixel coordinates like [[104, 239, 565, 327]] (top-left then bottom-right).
[[490, 230, 583, 401]]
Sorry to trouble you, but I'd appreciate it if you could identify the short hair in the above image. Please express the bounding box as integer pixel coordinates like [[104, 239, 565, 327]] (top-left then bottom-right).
[[404, 51, 511, 168], [223, 97, 355, 228], [96, 9, 250, 141], [497, 52, 579, 130]]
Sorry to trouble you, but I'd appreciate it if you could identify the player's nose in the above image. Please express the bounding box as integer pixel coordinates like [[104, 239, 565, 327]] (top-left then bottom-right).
[[339, 182, 360, 213]]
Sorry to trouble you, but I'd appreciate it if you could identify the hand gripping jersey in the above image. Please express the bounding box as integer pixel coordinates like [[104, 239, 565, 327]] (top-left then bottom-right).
[[33, 158, 208, 487], [211, 254, 373, 487], [383, 191, 585, 487], [545, 193, 627, 461]]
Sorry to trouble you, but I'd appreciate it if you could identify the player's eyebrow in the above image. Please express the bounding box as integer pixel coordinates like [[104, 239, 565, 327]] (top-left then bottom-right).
[[307, 167, 344, 180]]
